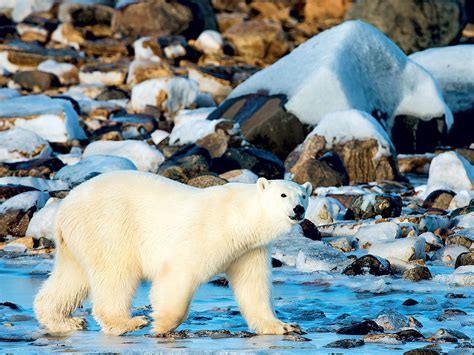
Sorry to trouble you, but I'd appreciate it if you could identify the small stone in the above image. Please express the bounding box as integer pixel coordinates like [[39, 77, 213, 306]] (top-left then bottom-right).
[[403, 348, 440, 355], [403, 299, 419, 306], [271, 258, 282, 268], [324, 339, 364, 348], [363, 333, 403, 344], [403, 265, 432, 282], [397, 329, 425, 342], [337, 320, 384, 335], [343, 255, 392, 276]]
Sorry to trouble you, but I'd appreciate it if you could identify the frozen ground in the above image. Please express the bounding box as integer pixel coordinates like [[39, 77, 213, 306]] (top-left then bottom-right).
[[1, 251, 472, 353]]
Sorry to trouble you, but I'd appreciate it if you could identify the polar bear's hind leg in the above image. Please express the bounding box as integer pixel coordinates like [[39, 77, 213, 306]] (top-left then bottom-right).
[[34, 235, 89, 333]]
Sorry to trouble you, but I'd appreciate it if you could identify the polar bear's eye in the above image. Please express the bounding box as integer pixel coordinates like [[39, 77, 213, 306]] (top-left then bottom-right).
[[281, 193, 287, 198]]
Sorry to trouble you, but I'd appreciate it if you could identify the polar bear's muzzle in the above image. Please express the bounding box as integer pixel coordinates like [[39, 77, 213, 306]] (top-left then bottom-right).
[[290, 205, 305, 221]]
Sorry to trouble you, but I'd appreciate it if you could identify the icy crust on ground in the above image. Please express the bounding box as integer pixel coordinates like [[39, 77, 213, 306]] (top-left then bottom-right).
[[0, 128, 52, 163], [83, 140, 165, 173], [228, 20, 452, 129], [0, 95, 86, 142], [410, 45, 474, 113], [425, 151, 474, 197], [308, 109, 396, 158]]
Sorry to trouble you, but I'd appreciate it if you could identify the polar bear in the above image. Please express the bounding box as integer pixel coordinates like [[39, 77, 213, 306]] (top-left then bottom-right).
[[34, 171, 311, 336]]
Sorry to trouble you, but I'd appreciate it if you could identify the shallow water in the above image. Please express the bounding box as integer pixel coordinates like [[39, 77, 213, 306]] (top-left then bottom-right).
[[1, 253, 473, 353]]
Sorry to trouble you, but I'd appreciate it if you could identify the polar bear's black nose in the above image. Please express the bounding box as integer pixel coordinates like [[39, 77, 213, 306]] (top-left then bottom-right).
[[293, 205, 305, 220]]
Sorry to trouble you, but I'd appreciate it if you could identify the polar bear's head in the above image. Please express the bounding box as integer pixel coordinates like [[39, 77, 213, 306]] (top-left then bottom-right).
[[257, 178, 312, 225]]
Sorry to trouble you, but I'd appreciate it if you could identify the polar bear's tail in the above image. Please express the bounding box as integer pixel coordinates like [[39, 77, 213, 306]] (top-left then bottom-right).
[[34, 226, 90, 333]]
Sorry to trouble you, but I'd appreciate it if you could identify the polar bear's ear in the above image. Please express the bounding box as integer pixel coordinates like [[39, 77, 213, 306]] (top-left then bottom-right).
[[303, 182, 313, 195], [257, 177, 269, 192]]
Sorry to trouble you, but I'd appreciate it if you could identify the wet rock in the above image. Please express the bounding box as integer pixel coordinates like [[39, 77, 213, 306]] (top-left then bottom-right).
[[324, 339, 364, 348], [403, 265, 433, 282], [374, 309, 409, 331], [398, 329, 425, 342], [343, 255, 392, 276], [345, 193, 402, 220], [0, 207, 35, 238], [209, 277, 229, 287], [282, 333, 311, 342], [158, 145, 211, 183], [422, 189, 456, 210], [13, 70, 61, 91], [55, 155, 137, 187], [208, 94, 307, 160], [271, 258, 282, 268], [404, 348, 440, 355], [437, 309, 467, 321], [287, 110, 403, 184], [187, 175, 227, 188], [210, 147, 285, 179], [345, 0, 466, 54], [403, 299, 419, 306], [224, 20, 289, 63], [455, 252, 474, 269], [429, 328, 471, 342], [112, 0, 216, 38], [300, 219, 321, 241], [363, 333, 403, 344], [337, 320, 384, 335]]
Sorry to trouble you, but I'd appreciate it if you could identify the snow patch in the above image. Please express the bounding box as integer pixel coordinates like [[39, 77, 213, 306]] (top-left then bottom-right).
[[83, 140, 165, 173], [26, 198, 61, 241], [0, 191, 49, 213], [0, 128, 52, 163], [0, 177, 69, 191]]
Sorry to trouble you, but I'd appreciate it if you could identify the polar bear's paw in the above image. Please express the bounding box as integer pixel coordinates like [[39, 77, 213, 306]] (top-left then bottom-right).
[[102, 316, 149, 336], [43, 317, 87, 334], [256, 321, 303, 335]]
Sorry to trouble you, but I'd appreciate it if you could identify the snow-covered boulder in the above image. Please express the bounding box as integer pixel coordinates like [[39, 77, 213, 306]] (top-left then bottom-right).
[[0, 95, 86, 143], [37, 59, 79, 85], [0, 191, 49, 214], [286, 110, 402, 184], [83, 140, 165, 173], [0, 128, 52, 163], [410, 45, 474, 147], [433, 245, 470, 266], [354, 222, 402, 248], [26, 198, 61, 241], [130, 77, 199, 115], [425, 152, 474, 197], [55, 155, 137, 187], [0, 176, 69, 192], [369, 237, 426, 262], [212, 20, 452, 155], [273, 228, 350, 272], [219, 169, 259, 184], [10, 0, 55, 23], [305, 196, 343, 226], [169, 108, 222, 146], [79, 62, 128, 86]]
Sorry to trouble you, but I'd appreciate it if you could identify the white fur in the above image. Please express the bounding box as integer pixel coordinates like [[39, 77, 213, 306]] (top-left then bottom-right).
[[34, 171, 311, 336]]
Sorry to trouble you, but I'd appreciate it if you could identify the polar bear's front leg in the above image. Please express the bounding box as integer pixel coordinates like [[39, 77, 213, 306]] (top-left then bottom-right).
[[150, 272, 196, 335], [225, 247, 302, 335]]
